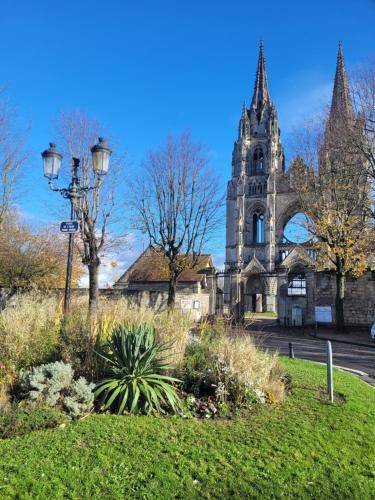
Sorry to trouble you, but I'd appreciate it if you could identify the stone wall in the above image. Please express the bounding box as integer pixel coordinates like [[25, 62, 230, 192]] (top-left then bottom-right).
[[0, 286, 213, 322], [278, 270, 375, 328], [123, 281, 201, 293], [65, 287, 213, 321], [117, 290, 212, 321], [315, 271, 375, 327]]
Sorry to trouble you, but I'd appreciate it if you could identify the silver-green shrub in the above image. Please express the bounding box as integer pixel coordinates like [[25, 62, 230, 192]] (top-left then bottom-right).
[[20, 361, 94, 419]]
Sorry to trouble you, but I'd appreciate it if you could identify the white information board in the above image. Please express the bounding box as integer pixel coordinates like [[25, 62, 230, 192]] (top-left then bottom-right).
[[315, 306, 332, 323]]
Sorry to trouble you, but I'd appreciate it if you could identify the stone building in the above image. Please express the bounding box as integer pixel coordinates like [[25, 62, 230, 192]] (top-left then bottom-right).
[[114, 247, 217, 321], [110, 42, 374, 327], [223, 41, 375, 326], [224, 40, 310, 314]]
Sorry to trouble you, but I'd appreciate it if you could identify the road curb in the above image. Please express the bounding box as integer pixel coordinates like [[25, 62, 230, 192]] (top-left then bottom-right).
[[333, 365, 375, 388], [311, 360, 375, 388]]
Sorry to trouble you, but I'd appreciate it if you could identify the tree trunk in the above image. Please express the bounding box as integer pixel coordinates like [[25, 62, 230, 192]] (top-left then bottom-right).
[[335, 258, 346, 332], [167, 274, 177, 310], [85, 257, 100, 369], [88, 259, 100, 321]]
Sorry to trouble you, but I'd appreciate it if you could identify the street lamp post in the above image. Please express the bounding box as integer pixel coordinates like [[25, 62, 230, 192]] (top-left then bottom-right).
[[42, 138, 112, 315]]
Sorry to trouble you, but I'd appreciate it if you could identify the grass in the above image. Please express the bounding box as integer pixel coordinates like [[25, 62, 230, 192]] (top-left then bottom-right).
[[0, 292, 193, 378], [1, 358, 374, 499], [245, 311, 278, 319]]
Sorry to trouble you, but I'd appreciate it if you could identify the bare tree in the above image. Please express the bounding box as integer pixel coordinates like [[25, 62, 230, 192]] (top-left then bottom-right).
[[290, 112, 373, 331], [0, 94, 27, 229], [131, 133, 224, 309], [56, 110, 124, 323], [350, 61, 375, 186]]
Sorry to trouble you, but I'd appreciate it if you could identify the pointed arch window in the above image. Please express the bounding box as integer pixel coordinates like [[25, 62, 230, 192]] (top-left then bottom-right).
[[253, 209, 265, 243], [253, 147, 264, 174]]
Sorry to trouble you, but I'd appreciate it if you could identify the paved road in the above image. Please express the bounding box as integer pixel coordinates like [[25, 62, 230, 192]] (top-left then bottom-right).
[[245, 318, 375, 379]]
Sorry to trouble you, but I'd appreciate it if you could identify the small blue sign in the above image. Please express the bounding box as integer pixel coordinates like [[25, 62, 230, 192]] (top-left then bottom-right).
[[60, 220, 79, 233]]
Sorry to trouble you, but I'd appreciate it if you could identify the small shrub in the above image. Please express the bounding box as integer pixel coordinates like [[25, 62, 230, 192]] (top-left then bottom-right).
[[181, 394, 219, 419], [183, 343, 216, 398], [20, 361, 95, 419], [95, 323, 182, 415], [182, 332, 287, 410], [57, 310, 90, 373], [0, 404, 67, 439], [217, 401, 231, 418], [98, 300, 192, 369]]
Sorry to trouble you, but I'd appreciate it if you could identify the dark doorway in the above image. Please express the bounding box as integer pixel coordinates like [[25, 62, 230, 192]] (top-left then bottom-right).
[[252, 294, 256, 312], [251, 293, 263, 312]]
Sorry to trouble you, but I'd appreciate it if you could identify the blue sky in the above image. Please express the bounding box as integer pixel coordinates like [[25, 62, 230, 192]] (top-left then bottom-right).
[[1, 0, 374, 281]]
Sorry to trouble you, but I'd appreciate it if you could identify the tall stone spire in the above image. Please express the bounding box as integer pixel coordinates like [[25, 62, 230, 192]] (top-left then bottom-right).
[[251, 39, 271, 118], [330, 42, 353, 119], [241, 101, 247, 118]]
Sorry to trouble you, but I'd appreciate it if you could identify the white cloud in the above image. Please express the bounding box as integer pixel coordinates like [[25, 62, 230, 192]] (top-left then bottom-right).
[[78, 232, 147, 288]]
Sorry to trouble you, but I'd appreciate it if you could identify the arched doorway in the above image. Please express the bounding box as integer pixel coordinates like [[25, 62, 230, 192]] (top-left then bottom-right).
[[245, 276, 263, 312]]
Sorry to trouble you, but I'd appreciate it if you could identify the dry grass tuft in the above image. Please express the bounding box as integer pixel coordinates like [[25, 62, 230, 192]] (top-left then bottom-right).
[[214, 332, 286, 404], [0, 290, 61, 371]]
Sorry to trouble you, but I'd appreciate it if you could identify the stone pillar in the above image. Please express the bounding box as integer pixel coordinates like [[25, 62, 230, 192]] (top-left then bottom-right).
[[262, 275, 278, 313], [277, 272, 289, 325], [305, 267, 317, 325], [230, 272, 244, 323], [264, 294, 276, 312], [255, 293, 263, 312], [205, 271, 217, 316]]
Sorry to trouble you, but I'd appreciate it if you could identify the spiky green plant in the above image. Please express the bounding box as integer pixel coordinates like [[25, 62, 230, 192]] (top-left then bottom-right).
[[94, 324, 182, 415]]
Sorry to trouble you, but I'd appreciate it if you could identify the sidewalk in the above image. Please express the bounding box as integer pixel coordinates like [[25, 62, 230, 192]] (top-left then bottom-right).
[[248, 316, 375, 348], [245, 319, 375, 378], [308, 327, 375, 349]]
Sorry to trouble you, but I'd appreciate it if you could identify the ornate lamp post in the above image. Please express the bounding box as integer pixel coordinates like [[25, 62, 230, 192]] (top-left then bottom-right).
[[42, 138, 112, 314]]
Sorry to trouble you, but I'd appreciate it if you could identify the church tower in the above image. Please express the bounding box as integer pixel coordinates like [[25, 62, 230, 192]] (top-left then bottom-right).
[[223, 41, 367, 320], [329, 42, 353, 123], [225, 41, 285, 276]]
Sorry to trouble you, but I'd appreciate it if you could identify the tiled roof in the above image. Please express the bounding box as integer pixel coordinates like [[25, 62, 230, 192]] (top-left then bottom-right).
[[116, 248, 214, 284]]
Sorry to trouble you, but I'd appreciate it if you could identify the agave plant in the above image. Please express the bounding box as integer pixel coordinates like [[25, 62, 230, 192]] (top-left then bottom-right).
[[95, 324, 182, 415]]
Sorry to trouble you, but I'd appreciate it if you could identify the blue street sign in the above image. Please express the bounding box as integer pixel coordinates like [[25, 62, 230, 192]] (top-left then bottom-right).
[[60, 220, 79, 233]]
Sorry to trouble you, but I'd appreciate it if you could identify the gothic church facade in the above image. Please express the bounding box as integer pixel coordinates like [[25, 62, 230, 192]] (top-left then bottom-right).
[[224, 42, 345, 319]]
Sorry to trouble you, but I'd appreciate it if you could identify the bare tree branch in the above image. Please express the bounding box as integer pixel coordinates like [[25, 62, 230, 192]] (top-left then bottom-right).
[[56, 110, 127, 325], [130, 132, 224, 308], [0, 93, 28, 229]]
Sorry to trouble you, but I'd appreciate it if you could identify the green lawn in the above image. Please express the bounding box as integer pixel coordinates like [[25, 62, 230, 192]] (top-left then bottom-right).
[[1, 359, 375, 499]]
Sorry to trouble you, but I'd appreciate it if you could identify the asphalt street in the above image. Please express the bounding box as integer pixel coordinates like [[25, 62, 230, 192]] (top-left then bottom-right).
[[245, 318, 375, 379]]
